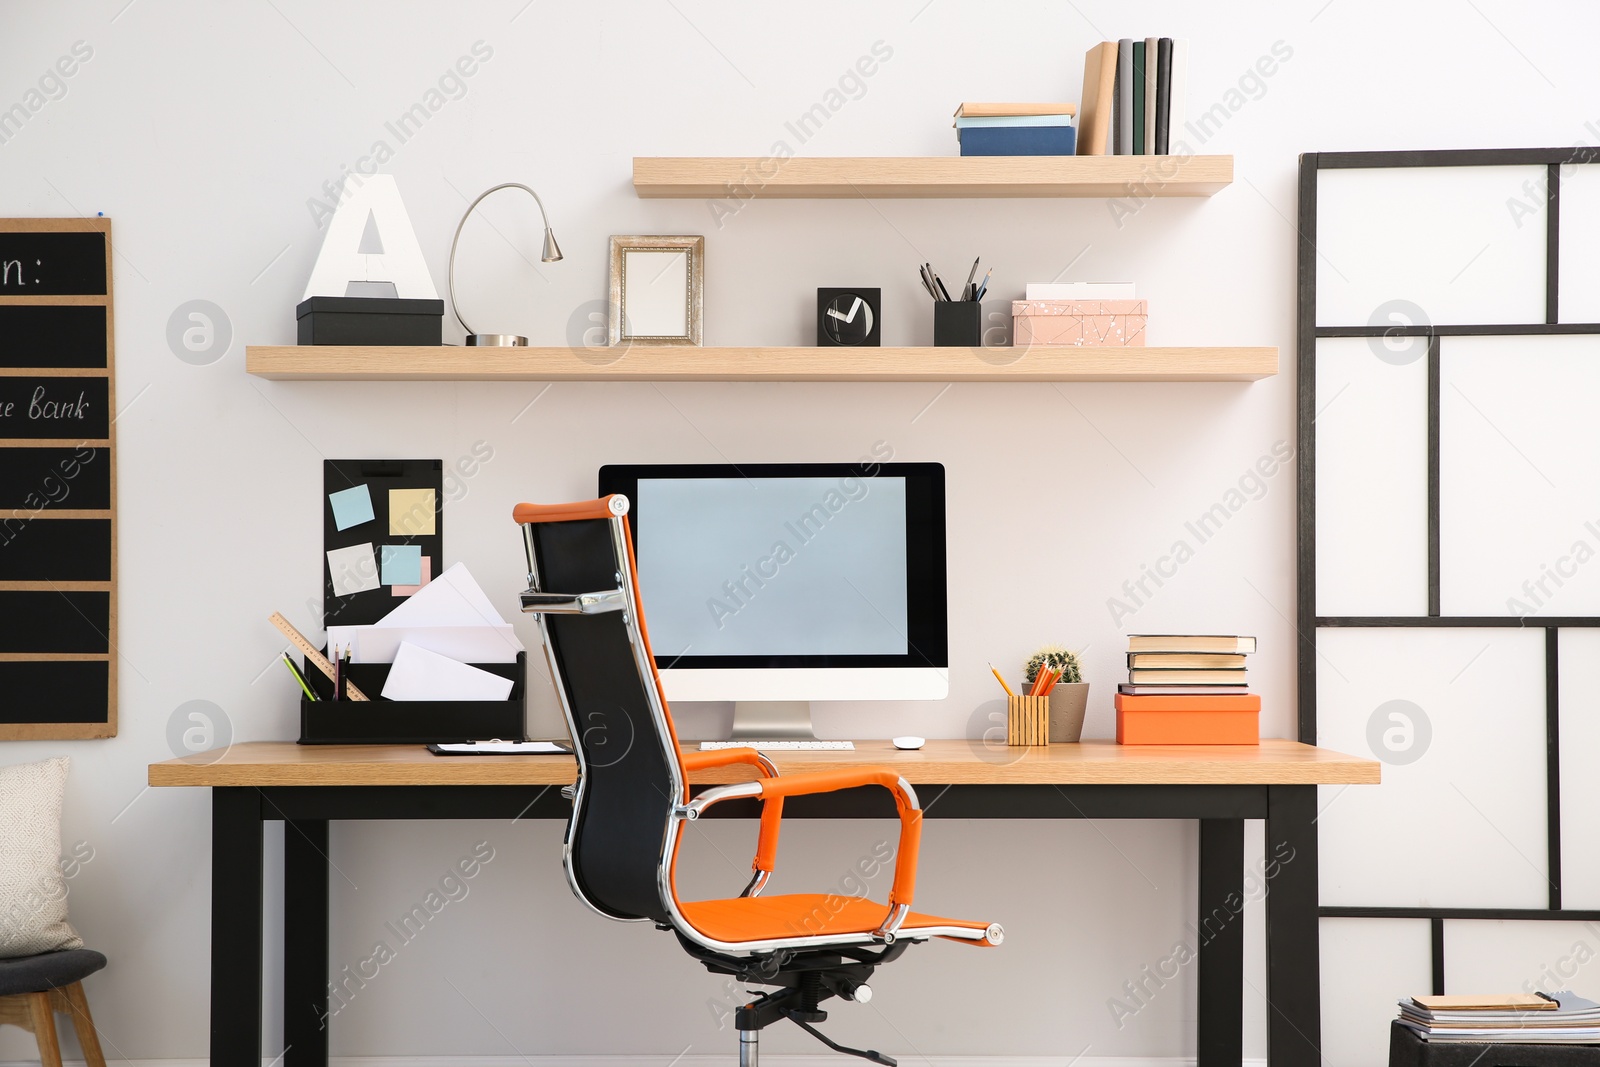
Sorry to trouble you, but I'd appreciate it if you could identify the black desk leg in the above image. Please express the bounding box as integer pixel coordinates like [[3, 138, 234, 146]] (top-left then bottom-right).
[[1266, 785, 1321, 1067], [284, 820, 330, 1067], [1197, 819, 1244, 1067], [212, 788, 264, 1067]]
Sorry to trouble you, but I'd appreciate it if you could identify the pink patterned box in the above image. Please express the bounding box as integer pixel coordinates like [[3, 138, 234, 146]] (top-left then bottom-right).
[[1012, 300, 1147, 347]]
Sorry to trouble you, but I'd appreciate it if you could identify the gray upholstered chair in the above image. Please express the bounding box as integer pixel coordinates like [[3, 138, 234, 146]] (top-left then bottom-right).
[[0, 949, 107, 1067]]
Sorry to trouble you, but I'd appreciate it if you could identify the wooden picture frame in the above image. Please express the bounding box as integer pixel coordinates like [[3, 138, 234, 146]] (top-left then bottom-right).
[[608, 235, 703, 346], [0, 217, 117, 739]]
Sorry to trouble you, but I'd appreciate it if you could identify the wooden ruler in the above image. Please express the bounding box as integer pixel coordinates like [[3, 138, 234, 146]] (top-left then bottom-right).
[[269, 612, 369, 701]]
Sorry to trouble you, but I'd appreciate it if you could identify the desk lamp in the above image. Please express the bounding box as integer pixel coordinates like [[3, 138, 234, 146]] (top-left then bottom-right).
[[447, 182, 563, 347]]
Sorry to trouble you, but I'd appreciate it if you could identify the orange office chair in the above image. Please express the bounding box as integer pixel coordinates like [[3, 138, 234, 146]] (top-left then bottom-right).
[[513, 495, 1001, 1067]]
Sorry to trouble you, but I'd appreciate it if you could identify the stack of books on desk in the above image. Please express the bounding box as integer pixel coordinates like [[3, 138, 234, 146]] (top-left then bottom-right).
[[1391, 992, 1600, 1062], [1114, 635, 1259, 745], [953, 102, 1077, 156]]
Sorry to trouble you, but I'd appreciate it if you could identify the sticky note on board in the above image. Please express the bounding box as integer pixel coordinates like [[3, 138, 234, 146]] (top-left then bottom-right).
[[392, 556, 433, 596], [327, 543, 381, 596], [328, 485, 375, 531], [380, 544, 423, 586], [389, 488, 436, 535]]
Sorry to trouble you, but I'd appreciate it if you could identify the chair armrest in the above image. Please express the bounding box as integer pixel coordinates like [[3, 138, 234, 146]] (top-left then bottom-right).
[[680, 748, 783, 878], [519, 589, 625, 615], [757, 769, 923, 913]]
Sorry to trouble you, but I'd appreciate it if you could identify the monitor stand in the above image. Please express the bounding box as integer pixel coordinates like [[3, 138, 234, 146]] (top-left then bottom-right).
[[729, 701, 815, 741]]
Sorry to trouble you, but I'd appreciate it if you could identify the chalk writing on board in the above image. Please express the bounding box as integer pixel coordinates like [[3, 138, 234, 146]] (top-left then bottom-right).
[[0, 258, 40, 287]]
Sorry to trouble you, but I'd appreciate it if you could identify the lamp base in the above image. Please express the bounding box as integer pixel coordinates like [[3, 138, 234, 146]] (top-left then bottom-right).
[[464, 334, 528, 347]]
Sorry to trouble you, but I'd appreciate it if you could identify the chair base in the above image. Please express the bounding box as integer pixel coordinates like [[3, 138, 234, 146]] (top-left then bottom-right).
[[695, 941, 908, 1066], [0, 981, 107, 1067]]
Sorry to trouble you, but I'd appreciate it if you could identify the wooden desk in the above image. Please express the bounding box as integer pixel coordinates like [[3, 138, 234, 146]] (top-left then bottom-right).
[[150, 739, 1377, 1067]]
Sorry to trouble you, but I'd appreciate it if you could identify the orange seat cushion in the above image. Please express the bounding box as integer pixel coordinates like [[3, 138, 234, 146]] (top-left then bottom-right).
[[679, 893, 991, 945]]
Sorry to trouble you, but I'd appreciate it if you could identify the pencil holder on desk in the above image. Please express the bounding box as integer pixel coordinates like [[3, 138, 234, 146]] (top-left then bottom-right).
[[1007, 695, 1049, 746], [934, 301, 983, 347]]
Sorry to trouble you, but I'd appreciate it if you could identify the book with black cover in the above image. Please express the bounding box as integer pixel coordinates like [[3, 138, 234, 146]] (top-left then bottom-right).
[[1117, 39, 1134, 154], [1155, 38, 1173, 153], [1131, 41, 1145, 155]]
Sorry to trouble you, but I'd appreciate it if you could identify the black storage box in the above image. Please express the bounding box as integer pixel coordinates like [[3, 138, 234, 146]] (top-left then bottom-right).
[[298, 650, 526, 745], [295, 296, 444, 346], [1390, 1020, 1600, 1067]]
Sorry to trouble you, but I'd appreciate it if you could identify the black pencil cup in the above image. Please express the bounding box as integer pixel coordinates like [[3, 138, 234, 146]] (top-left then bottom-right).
[[934, 301, 983, 346]]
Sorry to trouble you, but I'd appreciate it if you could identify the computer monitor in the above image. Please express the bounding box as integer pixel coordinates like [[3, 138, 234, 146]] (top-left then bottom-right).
[[598, 462, 948, 739]]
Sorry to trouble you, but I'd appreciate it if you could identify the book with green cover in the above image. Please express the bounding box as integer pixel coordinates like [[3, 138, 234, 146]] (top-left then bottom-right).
[[1131, 41, 1146, 155]]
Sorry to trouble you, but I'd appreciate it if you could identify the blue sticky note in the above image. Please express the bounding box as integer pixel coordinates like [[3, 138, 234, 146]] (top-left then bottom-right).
[[329, 485, 375, 531], [380, 544, 422, 586]]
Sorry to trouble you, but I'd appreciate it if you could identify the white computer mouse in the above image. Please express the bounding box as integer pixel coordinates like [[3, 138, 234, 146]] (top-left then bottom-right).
[[892, 736, 925, 750]]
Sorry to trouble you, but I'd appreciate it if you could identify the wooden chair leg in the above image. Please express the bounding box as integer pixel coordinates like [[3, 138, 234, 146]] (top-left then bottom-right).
[[60, 983, 107, 1067], [26, 992, 62, 1067], [0, 990, 38, 1032]]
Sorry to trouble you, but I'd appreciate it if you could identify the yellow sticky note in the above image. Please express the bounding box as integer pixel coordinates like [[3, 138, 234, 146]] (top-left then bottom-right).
[[389, 488, 436, 535]]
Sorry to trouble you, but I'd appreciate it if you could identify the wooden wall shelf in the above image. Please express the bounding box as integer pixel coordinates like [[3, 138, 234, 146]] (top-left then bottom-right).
[[246, 345, 1276, 382], [632, 155, 1233, 199]]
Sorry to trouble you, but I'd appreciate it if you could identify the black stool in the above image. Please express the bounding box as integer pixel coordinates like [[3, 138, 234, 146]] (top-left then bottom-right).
[[0, 950, 107, 1067]]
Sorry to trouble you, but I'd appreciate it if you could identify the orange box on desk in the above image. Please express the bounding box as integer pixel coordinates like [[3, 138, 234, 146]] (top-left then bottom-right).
[[1113, 694, 1260, 745]]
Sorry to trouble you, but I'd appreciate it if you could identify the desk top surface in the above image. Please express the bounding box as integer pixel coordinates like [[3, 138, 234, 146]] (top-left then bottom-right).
[[148, 739, 1379, 788]]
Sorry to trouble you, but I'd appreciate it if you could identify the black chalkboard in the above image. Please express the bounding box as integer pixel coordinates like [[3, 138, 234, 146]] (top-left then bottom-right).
[[0, 591, 111, 653], [0, 519, 111, 581], [0, 376, 109, 439], [0, 662, 110, 722], [0, 232, 106, 295], [0, 307, 107, 368], [0, 219, 115, 739], [0, 447, 109, 510]]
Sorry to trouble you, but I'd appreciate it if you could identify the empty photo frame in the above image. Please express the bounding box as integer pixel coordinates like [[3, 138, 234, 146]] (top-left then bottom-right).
[[608, 235, 703, 346]]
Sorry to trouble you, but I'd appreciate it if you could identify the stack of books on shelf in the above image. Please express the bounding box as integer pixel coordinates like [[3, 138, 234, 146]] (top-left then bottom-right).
[[1114, 634, 1259, 745], [1076, 38, 1188, 156], [952, 102, 1077, 157], [1391, 992, 1600, 1065]]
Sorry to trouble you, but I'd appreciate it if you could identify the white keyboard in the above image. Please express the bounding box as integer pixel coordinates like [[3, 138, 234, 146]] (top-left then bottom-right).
[[699, 740, 856, 751]]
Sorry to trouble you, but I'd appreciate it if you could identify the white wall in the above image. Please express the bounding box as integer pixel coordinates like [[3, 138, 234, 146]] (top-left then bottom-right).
[[1, 0, 1597, 1061]]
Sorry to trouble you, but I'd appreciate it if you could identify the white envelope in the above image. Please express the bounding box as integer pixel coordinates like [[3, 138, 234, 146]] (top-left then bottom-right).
[[381, 642, 514, 702], [329, 624, 523, 664], [376, 562, 509, 629]]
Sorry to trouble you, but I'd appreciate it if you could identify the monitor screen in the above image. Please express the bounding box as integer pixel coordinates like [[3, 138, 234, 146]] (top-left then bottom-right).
[[599, 463, 947, 671]]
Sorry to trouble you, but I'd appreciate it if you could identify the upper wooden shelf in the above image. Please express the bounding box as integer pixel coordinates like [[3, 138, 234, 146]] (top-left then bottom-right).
[[245, 345, 1276, 383], [632, 155, 1233, 199]]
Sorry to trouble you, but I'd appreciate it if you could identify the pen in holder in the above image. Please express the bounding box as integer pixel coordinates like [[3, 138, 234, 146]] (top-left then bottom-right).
[[1007, 694, 1049, 746], [934, 300, 983, 347]]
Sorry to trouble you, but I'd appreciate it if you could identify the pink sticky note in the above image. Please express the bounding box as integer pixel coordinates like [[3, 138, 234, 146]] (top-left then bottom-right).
[[391, 557, 433, 596]]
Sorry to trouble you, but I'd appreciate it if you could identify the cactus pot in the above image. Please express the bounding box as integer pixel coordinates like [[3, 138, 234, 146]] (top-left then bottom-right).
[[1046, 682, 1090, 743]]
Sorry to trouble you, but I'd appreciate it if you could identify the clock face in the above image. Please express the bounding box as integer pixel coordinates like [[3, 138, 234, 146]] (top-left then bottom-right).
[[822, 293, 875, 345]]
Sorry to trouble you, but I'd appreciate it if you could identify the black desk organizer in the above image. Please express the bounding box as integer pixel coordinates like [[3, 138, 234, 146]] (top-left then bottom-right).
[[1389, 1021, 1600, 1067], [298, 650, 527, 745]]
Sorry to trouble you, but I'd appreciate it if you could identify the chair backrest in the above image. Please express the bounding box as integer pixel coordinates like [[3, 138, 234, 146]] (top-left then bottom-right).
[[515, 497, 685, 924]]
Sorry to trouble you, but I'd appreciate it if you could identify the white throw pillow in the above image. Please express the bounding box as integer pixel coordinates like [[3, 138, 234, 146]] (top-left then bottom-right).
[[0, 757, 83, 958]]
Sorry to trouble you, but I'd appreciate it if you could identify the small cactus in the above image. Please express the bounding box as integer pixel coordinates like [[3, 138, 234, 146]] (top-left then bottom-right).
[[1025, 645, 1083, 685]]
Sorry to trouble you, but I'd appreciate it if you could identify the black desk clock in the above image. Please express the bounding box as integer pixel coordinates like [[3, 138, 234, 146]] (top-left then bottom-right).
[[817, 288, 881, 347]]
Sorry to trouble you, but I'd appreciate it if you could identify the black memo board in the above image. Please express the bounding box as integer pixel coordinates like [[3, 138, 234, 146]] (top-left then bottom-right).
[[323, 459, 444, 629], [0, 218, 116, 739]]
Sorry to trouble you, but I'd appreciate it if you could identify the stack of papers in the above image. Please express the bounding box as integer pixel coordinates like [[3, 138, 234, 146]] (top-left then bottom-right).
[[329, 563, 524, 664], [1397, 991, 1600, 1044]]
